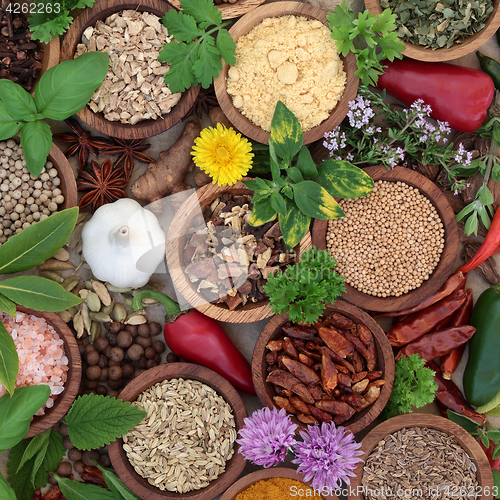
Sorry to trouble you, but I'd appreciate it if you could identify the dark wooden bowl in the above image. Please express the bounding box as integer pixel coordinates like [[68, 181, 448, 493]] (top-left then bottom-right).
[[252, 300, 395, 436], [19, 307, 82, 438], [165, 180, 312, 324], [219, 467, 339, 500], [213, 1, 358, 145], [59, 0, 199, 140], [108, 363, 247, 500], [168, 0, 266, 20], [348, 414, 494, 500], [365, 0, 500, 62], [311, 166, 459, 313]]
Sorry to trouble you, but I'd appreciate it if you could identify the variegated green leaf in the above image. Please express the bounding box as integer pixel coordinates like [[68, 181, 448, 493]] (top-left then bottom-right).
[[292, 181, 345, 220], [317, 160, 374, 199], [248, 200, 277, 226], [269, 101, 303, 165], [279, 200, 310, 249]]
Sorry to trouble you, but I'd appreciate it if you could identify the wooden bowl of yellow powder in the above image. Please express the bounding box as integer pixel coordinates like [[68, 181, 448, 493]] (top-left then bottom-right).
[[214, 1, 358, 145]]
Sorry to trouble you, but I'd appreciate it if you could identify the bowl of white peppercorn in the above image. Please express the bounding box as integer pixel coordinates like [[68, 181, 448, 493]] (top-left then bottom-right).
[[0, 137, 77, 243]]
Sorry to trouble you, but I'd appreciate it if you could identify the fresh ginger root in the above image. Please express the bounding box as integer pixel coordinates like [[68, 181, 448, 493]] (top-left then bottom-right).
[[130, 119, 202, 203]]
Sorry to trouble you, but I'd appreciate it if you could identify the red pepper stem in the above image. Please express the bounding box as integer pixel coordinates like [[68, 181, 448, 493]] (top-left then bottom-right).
[[132, 291, 181, 321]]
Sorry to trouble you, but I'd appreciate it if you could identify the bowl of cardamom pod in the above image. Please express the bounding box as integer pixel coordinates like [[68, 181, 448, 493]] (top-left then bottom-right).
[[365, 0, 500, 61]]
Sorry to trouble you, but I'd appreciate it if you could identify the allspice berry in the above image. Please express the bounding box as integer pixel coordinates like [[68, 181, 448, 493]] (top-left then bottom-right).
[[82, 450, 100, 466], [109, 346, 125, 363], [135, 335, 152, 349], [94, 337, 109, 353], [126, 324, 138, 336], [153, 340, 166, 354], [68, 448, 82, 461], [85, 350, 99, 366], [137, 323, 150, 337], [86, 365, 101, 381], [109, 321, 122, 334], [149, 322, 162, 336], [121, 363, 134, 379], [96, 385, 108, 396], [109, 365, 123, 381], [57, 462, 72, 477], [145, 347, 156, 359], [117, 331, 133, 348], [127, 344, 144, 361]]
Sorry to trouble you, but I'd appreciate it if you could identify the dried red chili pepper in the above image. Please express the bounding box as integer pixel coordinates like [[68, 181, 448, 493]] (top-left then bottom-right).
[[42, 485, 62, 500], [426, 361, 487, 425], [440, 288, 474, 379], [396, 325, 475, 361], [316, 326, 354, 358], [477, 438, 500, 472], [379, 272, 467, 318], [33, 490, 42, 500], [387, 289, 466, 347]]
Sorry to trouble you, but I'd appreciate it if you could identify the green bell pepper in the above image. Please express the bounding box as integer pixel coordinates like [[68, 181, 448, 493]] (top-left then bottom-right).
[[463, 284, 500, 406]]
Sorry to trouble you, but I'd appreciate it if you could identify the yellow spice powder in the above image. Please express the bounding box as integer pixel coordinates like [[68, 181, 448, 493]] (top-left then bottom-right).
[[233, 477, 323, 500], [226, 15, 346, 132]]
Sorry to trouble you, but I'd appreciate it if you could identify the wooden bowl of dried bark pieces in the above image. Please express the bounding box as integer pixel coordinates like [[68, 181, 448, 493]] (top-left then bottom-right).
[[348, 414, 494, 500], [364, 0, 500, 62], [252, 300, 394, 435], [59, 0, 199, 140], [166, 180, 312, 324], [108, 362, 247, 500]]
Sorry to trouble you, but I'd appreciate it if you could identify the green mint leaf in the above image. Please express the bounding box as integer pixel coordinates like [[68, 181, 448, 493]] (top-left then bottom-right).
[[0, 80, 37, 121], [19, 120, 52, 177], [216, 29, 236, 65], [192, 36, 222, 89], [0, 322, 18, 396], [160, 42, 196, 93], [65, 394, 146, 451], [162, 10, 202, 43], [0, 473, 15, 500], [0, 102, 21, 141], [43, 430, 66, 473], [8, 439, 39, 500], [95, 464, 141, 500], [180, 0, 222, 28], [30, 430, 50, 486], [16, 429, 49, 474], [55, 475, 115, 500], [0, 207, 78, 274], [0, 294, 16, 317], [0, 385, 50, 451]]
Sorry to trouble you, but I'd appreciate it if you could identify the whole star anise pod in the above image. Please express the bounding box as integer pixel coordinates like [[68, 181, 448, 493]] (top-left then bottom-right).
[[100, 138, 153, 180], [187, 84, 218, 119], [77, 158, 128, 212], [53, 119, 113, 169]]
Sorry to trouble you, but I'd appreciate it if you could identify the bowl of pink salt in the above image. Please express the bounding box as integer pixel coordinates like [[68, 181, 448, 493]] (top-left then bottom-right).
[[0, 307, 82, 437]]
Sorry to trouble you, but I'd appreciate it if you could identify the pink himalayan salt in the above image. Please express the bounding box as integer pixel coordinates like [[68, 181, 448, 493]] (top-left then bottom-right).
[[0, 311, 69, 416]]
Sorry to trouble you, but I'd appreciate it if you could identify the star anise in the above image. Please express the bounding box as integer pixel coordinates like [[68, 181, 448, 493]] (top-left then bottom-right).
[[187, 84, 218, 119], [100, 138, 153, 180], [53, 119, 114, 169], [77, 158, 128, 212]]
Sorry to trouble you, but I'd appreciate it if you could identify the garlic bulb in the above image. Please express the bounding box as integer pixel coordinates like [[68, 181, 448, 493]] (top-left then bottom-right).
[[82, 199, 166, 289]]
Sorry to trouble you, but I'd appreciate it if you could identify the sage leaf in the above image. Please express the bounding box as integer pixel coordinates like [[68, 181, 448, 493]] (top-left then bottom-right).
[[248, 199, 277, 226], [445, 410, 480, 434], [0, 293, 16, 317], [0, 80, 37, 121], [16, 429, 49, 474], [0, 207, 78, 274], [35, 52, 109, 120], [317, 160, 374, 198], [292, 181, 345, 219], [0, 102, 21, 141], [95, 464, 141, 500], [269, 101, 303, 165], [19, 120, 52, 177], [0, 385, 50, 451], [56, 475, 115, 500], [0, 473, 16, 500], [278, 200, 310, 249], [0, 276, 83, 312], [0, 322, 18, 397], [296, 146, 318, 179]]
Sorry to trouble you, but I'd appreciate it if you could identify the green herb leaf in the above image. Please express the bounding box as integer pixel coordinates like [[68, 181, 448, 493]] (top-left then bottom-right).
[[487, 430, 500, 442], [180, 0, 222, 27], [30, 430, 50, 485], [0, 102, 21, 141], [65, 394, 146, 451], [278, 199, 311, 249], [296, 146, 318, 179], [493, 471, 500, 499], [0, 294, 16, 317], [16, 429, 48, 474], [192, 36, 222, 89], [162, 10, 202, 42], [248, 199, 277, 227], [158, 41, 196, 93], [286, 167, 304, 184], [0, 385, 50, 451], [29, 11, 73, 44], [55, 475, 115, 500], [0, 322, 18, 397], [19, 120, 52, 177], [269, 191, 287, 216], [0, 473, 16, 500], [216, 30, 236, 66], [464, 211, 479, 236], [269, 101, 303, 165], [0, 80, 37, 121], [292, 181, 345, 219], [95, 464, 141, 500], [446, 410, 481, 434], [35, 52, 109, 120], [0, 207, 78, 274], [317, 160, 374, 198], [493, 443, 500, 460]]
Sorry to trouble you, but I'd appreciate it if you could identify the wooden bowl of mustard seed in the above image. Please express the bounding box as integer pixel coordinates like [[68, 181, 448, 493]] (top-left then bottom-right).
[[311, 166, 459, 313]]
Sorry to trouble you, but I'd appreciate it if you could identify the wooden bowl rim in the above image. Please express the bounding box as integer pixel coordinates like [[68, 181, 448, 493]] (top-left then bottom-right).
[[59, 0, 200, 140], [251, 300, 395, 436], [168, 0, 267, 20], [166, 180, 312, 324], [311, 165, 459, 313], [17, 307, 82, 438], [108, 362, 247, 500], [364, 0, 500, 62], [32, 37, 60, 94], [213, 1, 359, 145], [219, 467, 340, 500], [348, 414, 494, 500]]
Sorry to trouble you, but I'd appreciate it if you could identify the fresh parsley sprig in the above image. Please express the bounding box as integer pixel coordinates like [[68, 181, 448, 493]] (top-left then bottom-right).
[[159, 0, 236, 93], [263, 248, 346, 325], [327, 1, 405, 86]]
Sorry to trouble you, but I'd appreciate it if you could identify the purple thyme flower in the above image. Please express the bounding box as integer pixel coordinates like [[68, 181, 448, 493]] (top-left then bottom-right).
[[236, 407, 297, 468], [347, 95, 374, 129], [323, 127, 346, 157], [292, 422, 364, 491]]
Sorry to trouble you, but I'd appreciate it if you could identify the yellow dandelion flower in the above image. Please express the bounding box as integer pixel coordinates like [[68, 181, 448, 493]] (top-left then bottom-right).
[[191, 123, 254, 186]]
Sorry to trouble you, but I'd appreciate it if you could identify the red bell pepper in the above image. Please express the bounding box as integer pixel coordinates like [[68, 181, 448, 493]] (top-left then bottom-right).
[[132, 291, 256, 396], [377, 58, 495, 132]]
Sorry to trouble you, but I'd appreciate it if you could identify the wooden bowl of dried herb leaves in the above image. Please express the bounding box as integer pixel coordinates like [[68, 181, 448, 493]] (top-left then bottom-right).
[[348, 414, 494, 500], [165, 180, 312, 324], [365, 0, 500, 61]]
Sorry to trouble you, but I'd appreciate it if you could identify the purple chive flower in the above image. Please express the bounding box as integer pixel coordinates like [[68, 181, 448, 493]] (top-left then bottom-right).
[[236, 407, 297, 468], [292, 422, 364, 491]]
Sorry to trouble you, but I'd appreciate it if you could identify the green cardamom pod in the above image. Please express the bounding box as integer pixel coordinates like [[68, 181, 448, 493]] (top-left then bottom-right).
[[86, 291, 101, 313]]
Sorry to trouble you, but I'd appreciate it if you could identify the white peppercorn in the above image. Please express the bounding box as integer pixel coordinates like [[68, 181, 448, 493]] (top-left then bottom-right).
[[34, 180, 42, 189], [48, 202, 57, 212], [40, 173, 49, 182]]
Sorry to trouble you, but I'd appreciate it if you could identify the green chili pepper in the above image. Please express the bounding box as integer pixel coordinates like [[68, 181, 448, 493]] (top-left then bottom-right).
[[476, 52, 500, 91], [463, 284, 500, 406]]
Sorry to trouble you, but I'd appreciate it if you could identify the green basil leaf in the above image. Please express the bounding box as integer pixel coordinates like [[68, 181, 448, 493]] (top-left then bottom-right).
[[0, 322, 18, 397], [278, 199, 310, 249], [292, 181, 345, 220], [317, 159, 374, 198], [0, 102, 21, 141], [269, 101, 303, 165], [248, 200, 277, 227], [0, 473, 16, 500], [0, 294, 16, 317], [445, 410, 480, 434], [55, 475, 115, 500], [19, 120, 52, 177], [269, 191, 287, 216], [35, 52, 109, 120], [0, 276, 82, 312], [287, 167, 304, 184], [296, 146, 318, 179], [0, 385, 50, 451], [0, 207, 78, 274], [0, 80, 37, 121], [16, 430, 49, 474], [95, 464, 141, 500]]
